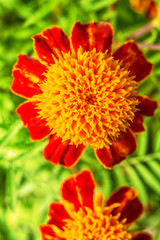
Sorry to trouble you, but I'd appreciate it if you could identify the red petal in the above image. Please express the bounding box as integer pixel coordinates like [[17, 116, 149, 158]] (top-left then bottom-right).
[[95, 129, 137, 168], [106, 186, 143, 224], [43, 135, 86, 168], [11, 55, 46, 98], [130, 113, 145, 133], [61, 170, 95, 212], [40, 225, 65, 240], [32, 26, 70, 65], [48, 202, 71, 229], [16, 101, 51, 140], [119, 197, 143, 224], [137, 95, 158, 116], [75, 169, 95, 210], [146, 1, 159, 20], [113, 40, 153, 82], [131, 232, 153, 240], [71, 21, 113, 53]]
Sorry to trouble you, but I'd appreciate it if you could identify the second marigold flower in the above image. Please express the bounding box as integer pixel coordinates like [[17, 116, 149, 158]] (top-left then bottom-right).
[[40, 169, 152, 240], [11, 21, 158, 168], [129, 0, 159, 20]]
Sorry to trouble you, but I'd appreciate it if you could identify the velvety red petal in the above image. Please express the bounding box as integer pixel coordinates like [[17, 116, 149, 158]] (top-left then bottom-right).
[[106, 186, 137, 206], [119, 197, 143, 224], [75, 169, 95, 210], [40, 225, 65, 240], [71, 21, 113, 53], [146, 1, 159, 20], [137, 95, 158, 116], [113, 40, 153, 82], [131, 232, 153, 240], [48, 202, 71, 229], [11, 55, 46, 98], [61, 170, 95, 212], [16, 101, 51, 140], [130, 113, 145, 133], [32, 26, 70, 65], [95, 129, 137, 168], [106, 186, 143, 224], [43, 135, 86, 168]]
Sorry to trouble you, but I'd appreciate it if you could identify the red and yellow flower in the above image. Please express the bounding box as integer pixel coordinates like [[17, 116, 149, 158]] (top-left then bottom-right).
[[129, 0, 159, 20], [40, 169, 152, 240], [11, 21, 158, 168]]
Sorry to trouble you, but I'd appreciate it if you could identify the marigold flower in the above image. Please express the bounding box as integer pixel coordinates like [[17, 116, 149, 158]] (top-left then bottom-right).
[[40, 169, 152, 240], [129, 0, 159, 20], [11, 21, 158, 168]]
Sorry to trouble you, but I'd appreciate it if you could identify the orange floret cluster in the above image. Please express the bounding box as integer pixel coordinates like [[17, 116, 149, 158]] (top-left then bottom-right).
[[34, 47, 138, 149]]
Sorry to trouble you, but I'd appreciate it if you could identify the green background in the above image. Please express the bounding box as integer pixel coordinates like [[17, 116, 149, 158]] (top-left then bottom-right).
[[0, 0, 160, 239]]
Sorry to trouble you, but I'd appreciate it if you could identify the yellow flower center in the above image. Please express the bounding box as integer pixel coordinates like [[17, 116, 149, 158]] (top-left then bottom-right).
[[34, 48, 138, 149], [62, 206, 132, 240]]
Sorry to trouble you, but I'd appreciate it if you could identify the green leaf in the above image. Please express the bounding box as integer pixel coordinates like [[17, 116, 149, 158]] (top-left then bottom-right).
[[147, 160, 160, 180], [101, 169, 112, 197], [136, 129, 148, 156], [0, 120, 22, 147], [135, 164, 160, 194], [6, 166, 17, 211], [23, 0, 62, 28], [151, 125, 160, 153], [112, 166, 128, 187], [83, 0, 117, 11], [125, 165, 148, 203]]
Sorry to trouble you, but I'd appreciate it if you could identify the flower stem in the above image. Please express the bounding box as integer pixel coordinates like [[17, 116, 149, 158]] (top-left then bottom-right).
[[127, 22, 155, 40], [137, 42, 160, 50]]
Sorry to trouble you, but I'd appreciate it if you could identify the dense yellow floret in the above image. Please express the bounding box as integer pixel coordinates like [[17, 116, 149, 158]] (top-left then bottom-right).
[[34, 47, 138, 149]]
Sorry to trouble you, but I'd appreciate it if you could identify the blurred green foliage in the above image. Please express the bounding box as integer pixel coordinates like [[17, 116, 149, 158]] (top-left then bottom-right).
[[0, 0, 160, 239]]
